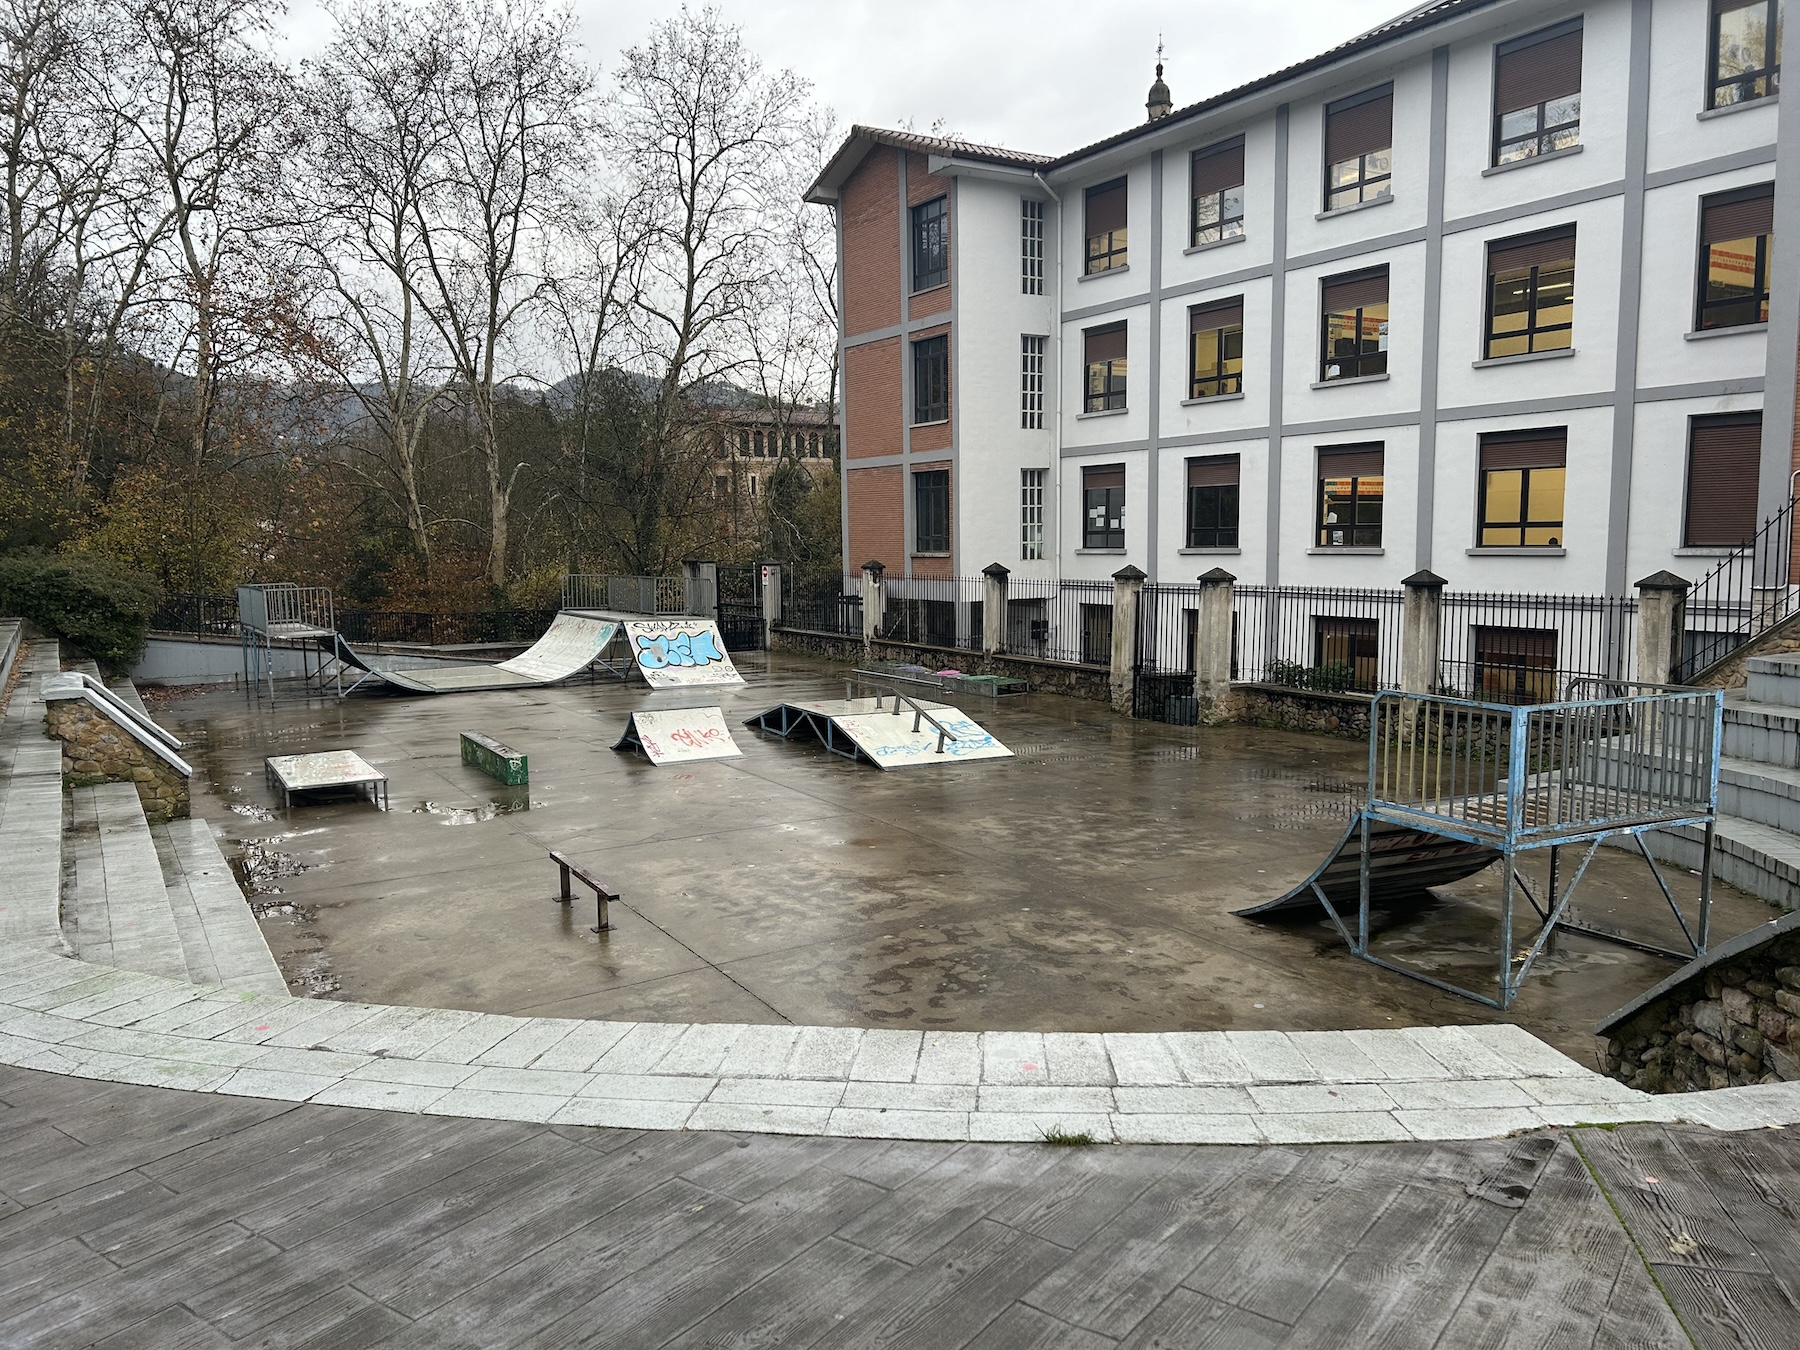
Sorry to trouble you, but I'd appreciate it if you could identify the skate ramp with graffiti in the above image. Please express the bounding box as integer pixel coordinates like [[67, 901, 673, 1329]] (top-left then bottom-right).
[[613, 708, 744, 765], [624, 619, 745, 689], [744, 697, 1012, 770], [1234, 812, 1501, 919], [319, 613, 621, 694]]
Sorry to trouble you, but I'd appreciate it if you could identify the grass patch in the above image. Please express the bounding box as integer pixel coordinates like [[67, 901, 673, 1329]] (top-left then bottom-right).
[[1039, 1126, 1098, 1147]]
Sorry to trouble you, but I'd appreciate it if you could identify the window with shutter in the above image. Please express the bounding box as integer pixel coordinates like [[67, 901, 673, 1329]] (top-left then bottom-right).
[[1083, 322, 1128, 412], [1319, 267, 1389, 382], [1492, 21, 1583, 165], [1475, 627, 1560, 704], [1191, 139, 1246, 246], [1083, 464, 1126, 549], [1709, 0, 1782, 108], [1323, 86, 1393, 211], [1485, 226, 1576, 358], [1316, 444, 1384, 547], [1697, 184, 1774, 330], [1684, 414, 1763, 546], [1478, 429, 1567, 547], [1186, 455, 1240, 548], [1189, 297, 1245, 399], [1085, 179, 1128, 273]]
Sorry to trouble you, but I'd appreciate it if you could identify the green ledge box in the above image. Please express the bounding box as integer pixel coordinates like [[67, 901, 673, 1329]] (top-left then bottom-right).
[[460, 732, 529, 785]]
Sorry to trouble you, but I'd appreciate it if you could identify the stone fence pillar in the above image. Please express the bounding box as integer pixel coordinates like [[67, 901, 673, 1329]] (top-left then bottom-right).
[[982, 563, 1009, 654], [1400, 569, 1446, 695], [1194, 568, 1235, 705], [1636, 571, 1690, 686], [758, 563, 782, 649], [860, 560, 884, 649], [1109, 565, 1146, 715]]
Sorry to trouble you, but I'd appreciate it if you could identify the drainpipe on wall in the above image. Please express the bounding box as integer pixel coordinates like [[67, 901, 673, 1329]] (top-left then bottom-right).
[[1035, 170, 1064, 589]]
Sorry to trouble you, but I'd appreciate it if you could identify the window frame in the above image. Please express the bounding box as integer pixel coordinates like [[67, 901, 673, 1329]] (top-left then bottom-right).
[[1683, 411, 1764, 547], [1082, 465, 1126, 550], [1185, 455, 1240, 549], [1083, 322, 1128, 413], [910, 195, 948, 292], [911, 333, 949, 425], [1708, 0, 1783, 109], [1021, 198, 1045, 295], [1020, 334, 1046, 429], [913, 468, 950, 555], [1476, 430, 1568, 549], [1483, 227, 1576, 360], [1190, 138, 1246, 247], [1084, 177, 1129, 275], [1189, 298, 1245, 400], [1020, 468, 1045, 560], [1695, 185, 1775, 331], [1322, 85, 1394, 213], [1316, 446, 1384, 549], [1318, 268, 1389, 383], [1490, 20, 1584, 166]]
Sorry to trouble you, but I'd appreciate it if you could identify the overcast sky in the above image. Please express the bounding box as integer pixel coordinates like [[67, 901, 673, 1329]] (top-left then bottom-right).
[[275, 0, 1408, 156]]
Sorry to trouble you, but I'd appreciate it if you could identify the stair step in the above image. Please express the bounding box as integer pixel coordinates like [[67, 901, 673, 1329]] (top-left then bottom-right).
[[0, 641, 65, 948], [65, 783, 190, 981], [1722, 693, 1800, 769], [1745, 654, 1800, 710], [1646, 812, 1800, 912], [1718, 756, 1800, 834], [152, 817, 286, 995]]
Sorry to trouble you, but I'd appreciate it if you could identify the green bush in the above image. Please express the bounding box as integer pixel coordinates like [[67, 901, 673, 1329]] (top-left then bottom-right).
[[1265, 658, 1358, 693], [0, 551, 162, 671]]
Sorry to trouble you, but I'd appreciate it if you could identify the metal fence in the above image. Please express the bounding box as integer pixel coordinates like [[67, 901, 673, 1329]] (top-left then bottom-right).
[[1003, 578, 1114, 666], [871, 575, 986, 652], [336, 608, 558, 646], [785, 576, 863, 636], [1676, 496, 1798, 681], [150, 593, 240, 639], [1231, 585, 1406, 692], [561, 574, 686, 614], [1438, 592, 1635, 704]]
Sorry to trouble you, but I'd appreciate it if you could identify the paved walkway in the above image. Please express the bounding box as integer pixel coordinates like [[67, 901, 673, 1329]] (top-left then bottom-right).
[[4, 1061, 1798, 1348], [7, 942, 1800, 1145]]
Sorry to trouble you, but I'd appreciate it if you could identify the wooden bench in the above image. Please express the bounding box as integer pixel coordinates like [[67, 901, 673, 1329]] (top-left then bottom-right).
[[549, 849, 616, 933]]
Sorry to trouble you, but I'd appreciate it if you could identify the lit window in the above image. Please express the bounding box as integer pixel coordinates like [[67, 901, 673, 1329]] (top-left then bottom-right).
[[1319, 268, 1388, 382], [1479, 430, 1566, 547], [1697, 185, 1774, 330], [1485, 227, 1575, 358], [1316, 444, 1383, 548], [1188, 298, 1244, 399]]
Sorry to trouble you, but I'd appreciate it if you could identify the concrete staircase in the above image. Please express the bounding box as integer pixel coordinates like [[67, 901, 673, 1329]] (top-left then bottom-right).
[[0, 631, 286, 995], [1647, 653, 1800, 911]]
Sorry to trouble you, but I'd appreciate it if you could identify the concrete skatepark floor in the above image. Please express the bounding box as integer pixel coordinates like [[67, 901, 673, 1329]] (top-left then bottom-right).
[[156, 652, 1774, 1061]]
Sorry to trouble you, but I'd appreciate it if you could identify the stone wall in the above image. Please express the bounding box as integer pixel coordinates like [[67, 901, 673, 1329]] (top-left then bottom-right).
[[1224, 685, 1374, 740], [45, 698, 189, 824], [770, 628, 1113, 703], [1600, 922, 1800, 1092], [1695, 611, 1800, 690]]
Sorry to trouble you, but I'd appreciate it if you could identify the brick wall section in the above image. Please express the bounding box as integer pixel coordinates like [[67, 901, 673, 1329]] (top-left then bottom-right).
[[841, 146, 899, 337], [848, 465, 904, 569], [45, 699, 189, 825], [844, 338, 900, 461]]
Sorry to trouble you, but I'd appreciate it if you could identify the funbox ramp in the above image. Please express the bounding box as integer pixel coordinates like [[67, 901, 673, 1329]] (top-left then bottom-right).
[[746, 697, 1013, 770], [622, 618, 745, 688], [613, 708, 743, 765], [323, 613, 620, 693], [1234, 812, 1500, 919]]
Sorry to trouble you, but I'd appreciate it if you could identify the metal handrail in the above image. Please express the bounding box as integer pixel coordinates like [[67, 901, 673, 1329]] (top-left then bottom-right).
[[845, 679, 961, 753], [1676, 495, 1798, 682]]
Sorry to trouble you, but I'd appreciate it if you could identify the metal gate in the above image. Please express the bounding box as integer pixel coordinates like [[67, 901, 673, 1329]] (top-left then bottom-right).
[[717, 565, 764, 650], [1132, 585, 1199, 724]]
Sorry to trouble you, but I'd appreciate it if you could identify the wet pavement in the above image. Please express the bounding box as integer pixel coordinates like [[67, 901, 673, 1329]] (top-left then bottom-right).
[[154, 652, 1775, 1061]]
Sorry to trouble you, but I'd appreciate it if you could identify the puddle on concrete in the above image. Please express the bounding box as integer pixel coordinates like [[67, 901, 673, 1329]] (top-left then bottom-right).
[[233, 838, 312, 895], [410, 797, 535, 824], [229, 803, 278, 823]]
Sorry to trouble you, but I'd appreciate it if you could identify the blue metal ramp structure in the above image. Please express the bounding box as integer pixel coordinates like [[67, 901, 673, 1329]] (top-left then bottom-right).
[[1236, 687, 1724, 1009], [238, 584, 338, 696]]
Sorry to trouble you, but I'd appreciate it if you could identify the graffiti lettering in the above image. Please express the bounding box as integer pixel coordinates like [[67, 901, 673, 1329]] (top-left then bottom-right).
[[634, 627, 728, 670]]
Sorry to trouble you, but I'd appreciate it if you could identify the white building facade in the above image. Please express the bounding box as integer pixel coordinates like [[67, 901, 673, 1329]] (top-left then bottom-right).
[[808, 0, 1796, 618]]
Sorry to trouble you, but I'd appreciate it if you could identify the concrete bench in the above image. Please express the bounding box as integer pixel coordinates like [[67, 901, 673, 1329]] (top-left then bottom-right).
[[461, 732, 528, 785], [549, 850, 616, 933]]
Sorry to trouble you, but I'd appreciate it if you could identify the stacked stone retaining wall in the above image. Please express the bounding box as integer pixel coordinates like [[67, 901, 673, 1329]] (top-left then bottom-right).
[[45, 697, 189, 825]]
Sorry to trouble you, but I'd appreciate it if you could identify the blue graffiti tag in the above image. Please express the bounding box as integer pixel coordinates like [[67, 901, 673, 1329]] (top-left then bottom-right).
[[635, 627, 727, 670]]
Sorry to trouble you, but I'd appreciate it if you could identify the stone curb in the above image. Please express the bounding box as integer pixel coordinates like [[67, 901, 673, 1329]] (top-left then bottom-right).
[[5, 943, 1798, 1143]]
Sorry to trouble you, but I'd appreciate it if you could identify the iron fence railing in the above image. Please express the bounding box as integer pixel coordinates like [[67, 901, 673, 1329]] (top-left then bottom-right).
[[237, 583, 335, 636], [785, 580, 862, 636], [335, 608, 558, 646], [1676, 496, 1799, 682], [561, 574, 687, 614], [150, 593, 240, 638], [1231, 585, 1406, 692], [1004, 578, 1114, 666], [871, 575, 985, 651], [1439, 592, 1635, 704]]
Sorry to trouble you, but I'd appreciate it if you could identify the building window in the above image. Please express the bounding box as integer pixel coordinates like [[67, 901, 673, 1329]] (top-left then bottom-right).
[[1083, 322, 1127, 412], [713, 474, 729, 498], [1485, 227, 1575, 359], [1710, 0, 1782, 108], [1084, 178, 1127, 274], [1021, 468, 1045, 560], [738, 430, 749, 455], [1021, 335, 1046, 428], [1317, 444, 1383, 548], [1475, 628, 1559, 704], [1319, 268, 1388, 382], [1685, 412, 1763, 546], [752, 431, 765, 456], [807, 432, 820, 456], [1189, 297, 1244, 399], [1080, 603, 1113, 666], [1492, 21, 1583, 165], [1314, 617, 1380, 691], [1191, 139, 1245, 246], [1323, 85, 1393, 212], [914, 469, 949, 554], [748, 474, 757, 498], [1186, 455, 1240, 548], [1697, 185, 1775, 330], [1083, 464, 1125, 549], [1022, 198, 1044, 295], [1479, 430, 1566, 547], [911, 195, 948, 291], [912, 334, 948, 424]]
